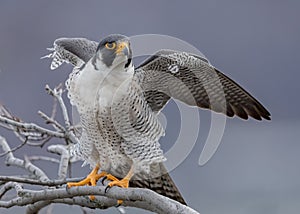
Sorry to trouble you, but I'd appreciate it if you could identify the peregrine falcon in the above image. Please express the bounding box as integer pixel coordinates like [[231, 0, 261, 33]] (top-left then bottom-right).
[[43, 34, 270, 205]]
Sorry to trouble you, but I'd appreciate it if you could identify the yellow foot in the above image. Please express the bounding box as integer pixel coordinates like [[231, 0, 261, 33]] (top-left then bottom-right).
[[104, 166, 134, 205], [107, 178, 130, 188], [101, 173, 119, 184], [105, 178, 130, 204], [67, 165, 108, 200]]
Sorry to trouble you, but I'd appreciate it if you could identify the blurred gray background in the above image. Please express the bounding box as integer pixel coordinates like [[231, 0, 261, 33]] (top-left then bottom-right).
[[0, 1, 299, 213]]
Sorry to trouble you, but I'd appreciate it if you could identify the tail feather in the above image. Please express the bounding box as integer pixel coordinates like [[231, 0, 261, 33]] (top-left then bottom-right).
[[129, 163, 186, 205]]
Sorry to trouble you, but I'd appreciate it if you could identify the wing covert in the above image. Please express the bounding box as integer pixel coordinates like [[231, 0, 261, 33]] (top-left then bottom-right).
[[134, 50, 271, 120], [42, 38, 98, 70]]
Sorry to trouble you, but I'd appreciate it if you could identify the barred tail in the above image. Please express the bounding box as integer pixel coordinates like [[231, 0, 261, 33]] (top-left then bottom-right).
[[130, 162, 186, 205]]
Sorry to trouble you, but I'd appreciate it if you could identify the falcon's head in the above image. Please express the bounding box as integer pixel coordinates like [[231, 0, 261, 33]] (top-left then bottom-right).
[[95, 34, 132, 71]]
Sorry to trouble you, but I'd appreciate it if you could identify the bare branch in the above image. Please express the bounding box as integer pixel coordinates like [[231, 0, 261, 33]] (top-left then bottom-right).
[[24, 156, 50, 181], [0, 182, 23, 199], [0, 136, 49, 181], [50, 95, 58, 119], [0, 176, 83, 186], [0, 104, 21, 122], [28, 155, 60, 164], [1, 186, 199, 214], [0, 137, 28, 157], [0, 116, 65, 139], [0, 105, 48, 145], [45, 85, 71, 130], [0, 182, 13, 199], [26, 135, 53, 147], [28, 155, 78, 165], [47, 145, 70, 179], [44, 85, 80, 146], [26, 201, 51, 214], [31, 198, 123, 214], [38, 110, 64, 131], [0, 136, 24, 166]]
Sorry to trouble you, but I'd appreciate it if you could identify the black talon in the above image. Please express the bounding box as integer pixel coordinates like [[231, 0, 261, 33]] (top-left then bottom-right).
[[101, 176, 107, 185], [105, 185, 111, 193]]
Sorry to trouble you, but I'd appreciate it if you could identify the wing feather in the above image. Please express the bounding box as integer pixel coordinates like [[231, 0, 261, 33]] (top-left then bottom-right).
[[134, 50, 271, 120], [42, 38, 98, 69]]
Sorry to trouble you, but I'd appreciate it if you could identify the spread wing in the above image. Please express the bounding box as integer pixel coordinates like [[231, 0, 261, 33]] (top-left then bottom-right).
[[42, 38, 98, 70], [42, 38, 271, 120], [134, 50, 271, 120]]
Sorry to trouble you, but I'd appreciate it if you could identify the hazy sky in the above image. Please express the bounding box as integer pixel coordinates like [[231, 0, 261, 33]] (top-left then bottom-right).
[[0, 1, 299, 214]]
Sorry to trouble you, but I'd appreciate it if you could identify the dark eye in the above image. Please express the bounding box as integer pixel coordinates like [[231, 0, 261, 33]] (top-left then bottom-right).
[[105, 42, 116, 49]]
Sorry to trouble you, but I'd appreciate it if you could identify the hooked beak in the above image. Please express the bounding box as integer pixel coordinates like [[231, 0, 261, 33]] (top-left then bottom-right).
[[115, 41, 129, 56]]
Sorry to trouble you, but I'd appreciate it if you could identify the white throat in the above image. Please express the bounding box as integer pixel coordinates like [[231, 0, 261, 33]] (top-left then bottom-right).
[[98, 64, 134, 108], [67, 59, 134, 112]]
